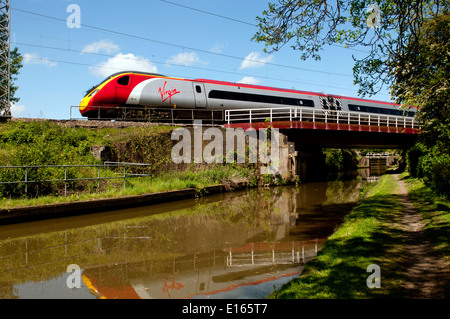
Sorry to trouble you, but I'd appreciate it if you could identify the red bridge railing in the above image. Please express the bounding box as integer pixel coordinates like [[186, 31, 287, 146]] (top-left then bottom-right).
[[225, 107, 419, 131]]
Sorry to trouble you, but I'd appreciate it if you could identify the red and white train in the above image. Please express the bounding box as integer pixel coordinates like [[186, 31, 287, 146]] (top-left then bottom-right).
[[79, 71, 415, 119]]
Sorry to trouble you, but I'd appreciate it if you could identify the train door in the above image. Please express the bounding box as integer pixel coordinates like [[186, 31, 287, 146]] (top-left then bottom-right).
[[192, 82, 207, 108], [115, 74, 132, 104]]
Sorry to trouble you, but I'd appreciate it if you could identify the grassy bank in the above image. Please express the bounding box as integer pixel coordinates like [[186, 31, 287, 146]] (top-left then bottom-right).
[[271, 174, 450, 298], [270, 174, 405, 298], [0, 120, 263, 210], [0, 120, 177, 199], [0, 164, 257, 210]]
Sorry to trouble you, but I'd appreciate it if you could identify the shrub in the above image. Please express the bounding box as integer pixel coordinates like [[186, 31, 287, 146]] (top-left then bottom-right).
[[406, 143, 427, 177], [421, 152, 450, 197], [323, 149, 358, 173]]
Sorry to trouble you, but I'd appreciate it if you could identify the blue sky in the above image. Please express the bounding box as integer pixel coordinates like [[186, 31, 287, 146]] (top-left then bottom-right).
[[10, 0, 393, 119]]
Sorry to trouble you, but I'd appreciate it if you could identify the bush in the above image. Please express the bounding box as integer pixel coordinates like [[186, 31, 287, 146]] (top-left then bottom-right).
[[406, 143, 427, 177], [407, 142, 450, 197], [110, 127, 174, 175], [421, 153, 450, 197], [0, 121, 100, 198], [323, 149, 358, 173]]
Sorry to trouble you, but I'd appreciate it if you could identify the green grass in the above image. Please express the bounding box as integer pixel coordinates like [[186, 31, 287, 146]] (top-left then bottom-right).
[[270, 174, 408, 299]]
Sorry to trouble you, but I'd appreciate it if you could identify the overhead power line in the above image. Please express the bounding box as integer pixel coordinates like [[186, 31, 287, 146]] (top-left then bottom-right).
[[160, 0, 371, 55], [160, 0, 256, 27], [11, 7, 353, 78], [18, 41, 361, 94]]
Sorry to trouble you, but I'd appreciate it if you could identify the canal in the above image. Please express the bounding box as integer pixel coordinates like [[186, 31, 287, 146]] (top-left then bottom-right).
[[0, 174, 374, 299]]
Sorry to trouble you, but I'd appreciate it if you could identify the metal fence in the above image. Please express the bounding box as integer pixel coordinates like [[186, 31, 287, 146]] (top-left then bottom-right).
[[68, 105, 419, 129], [225, 107, 419, 129], [69, 105, 224, 123], [0, 162, 152, 197]]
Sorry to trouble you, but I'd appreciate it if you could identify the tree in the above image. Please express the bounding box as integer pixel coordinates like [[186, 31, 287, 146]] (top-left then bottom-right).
[[391, 13, 449, 152], [0, 47, 23, 116], [253, 1, 450, 195], [402, 13, 450, 196], [9, 47, 23, 104], [0, 9, 23, 116], [253, 0, 449, 97]]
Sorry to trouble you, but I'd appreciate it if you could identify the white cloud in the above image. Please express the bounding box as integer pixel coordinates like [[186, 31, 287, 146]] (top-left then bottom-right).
[[166, 52, 204, 66], [81, 40, 120, 54], [23, 53, 57, 67], [89, 53, 158, 78], [209, 41, 228, 54], [10, 103, 26, 117], [239, 51, 273, 70], [237, 76, 261, 85]]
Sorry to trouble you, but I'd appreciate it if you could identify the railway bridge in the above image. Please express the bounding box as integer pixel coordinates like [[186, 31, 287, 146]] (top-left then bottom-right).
[[69, 104, 419, 182], [222, 107, 419, 181]]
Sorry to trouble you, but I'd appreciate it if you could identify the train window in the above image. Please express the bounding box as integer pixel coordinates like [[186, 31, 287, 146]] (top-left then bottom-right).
[[117, 76, 130, 86], [196, 85, 202, 93], [88, 88, 99, 97], [349, 104, 371, 113], [208, 90, 314, 107], [299, 99, 314, 107], [349, 104, 415, 117]]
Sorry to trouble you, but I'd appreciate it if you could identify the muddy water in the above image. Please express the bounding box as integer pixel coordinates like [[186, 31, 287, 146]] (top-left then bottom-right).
[[0, 178, 369, 299]]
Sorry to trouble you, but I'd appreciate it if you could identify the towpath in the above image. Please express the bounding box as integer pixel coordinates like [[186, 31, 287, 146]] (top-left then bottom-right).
[[394, 174, 449, 298]]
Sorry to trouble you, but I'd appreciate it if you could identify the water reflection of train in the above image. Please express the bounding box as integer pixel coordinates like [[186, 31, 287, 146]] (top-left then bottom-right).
[[78, 187, 315, 299], [81, 239, 325, 299]]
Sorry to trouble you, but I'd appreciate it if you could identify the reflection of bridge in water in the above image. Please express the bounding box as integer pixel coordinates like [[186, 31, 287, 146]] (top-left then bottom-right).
[[226, 239, 325, 267]]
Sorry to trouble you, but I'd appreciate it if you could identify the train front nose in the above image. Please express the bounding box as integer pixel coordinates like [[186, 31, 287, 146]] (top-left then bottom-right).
[[80, 90, 96, 107], [79, 89, 98, 116], [78, 73, 138, 118], [80, 84, 117, 112]]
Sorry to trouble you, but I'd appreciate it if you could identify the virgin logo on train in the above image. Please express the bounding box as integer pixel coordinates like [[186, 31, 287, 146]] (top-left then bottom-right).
[[158, 81, 180, 104]]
